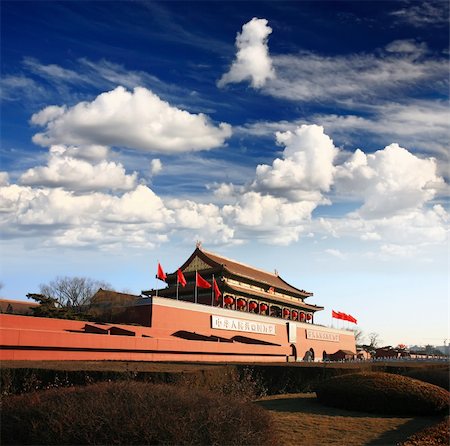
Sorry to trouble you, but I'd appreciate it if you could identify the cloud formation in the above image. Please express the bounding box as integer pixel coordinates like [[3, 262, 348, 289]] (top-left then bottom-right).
[[267, 51, 447, 102], [335, 143, 443, 218], [20, 145, 137, 192], [0, 182, 234, 248], [390, 2, 449, 27], [216, 125, 447, 249], [218, 18, 275, 88], [253, 125, 337, 200], [31, 86, 232, 153]]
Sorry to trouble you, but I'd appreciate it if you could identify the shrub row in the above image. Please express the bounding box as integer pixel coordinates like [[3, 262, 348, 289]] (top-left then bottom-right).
[[400, 416, 450, 446], [401, 367, 450, 391], [316, 372, 450, 415], [2, 363, 448, 397], [2, 381, 275, 445]]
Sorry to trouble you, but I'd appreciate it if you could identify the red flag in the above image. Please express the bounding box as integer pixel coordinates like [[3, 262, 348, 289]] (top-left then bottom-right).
[[196, 272, 211, 289], [332, 310, 340, 319], [157, 263, 166, 281], [177, 269, 187, 287], [348, 314, 357, 324], [213, 278, 221, 302]]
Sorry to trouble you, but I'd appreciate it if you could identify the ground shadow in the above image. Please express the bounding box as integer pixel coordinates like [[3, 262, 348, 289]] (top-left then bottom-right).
[[256, 394, 407, 419], [365, 416, 444, 445]]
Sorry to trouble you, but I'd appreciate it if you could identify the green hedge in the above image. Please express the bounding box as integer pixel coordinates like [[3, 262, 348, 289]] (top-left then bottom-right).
[[316, 372, 449, 415], [2, 381, 275, 445]]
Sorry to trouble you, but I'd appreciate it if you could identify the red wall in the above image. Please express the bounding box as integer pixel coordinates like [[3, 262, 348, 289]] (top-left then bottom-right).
[[0, 297, 355, 362]]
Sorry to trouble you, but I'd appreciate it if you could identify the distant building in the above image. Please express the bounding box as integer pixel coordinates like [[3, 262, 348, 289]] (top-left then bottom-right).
[[0, 298, 39, 315], [328, 350, 355, 361]]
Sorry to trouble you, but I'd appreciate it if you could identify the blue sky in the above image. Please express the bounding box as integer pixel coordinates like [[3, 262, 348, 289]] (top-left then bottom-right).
[[1, 1, 448, 347]]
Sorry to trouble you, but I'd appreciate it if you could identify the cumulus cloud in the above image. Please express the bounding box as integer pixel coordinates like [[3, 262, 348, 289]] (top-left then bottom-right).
[[223, 191, 315, 245], [168, 198, 234, 244], [215, 125, 338, 244], [335, 143, 443, 218], [31, 86, 232, 153], [19, 145, 137, 192], [0, 183, 235, 248], [216, 124, 447, 250], [253, 125, 337, 200], [218, 18, 275, 88]]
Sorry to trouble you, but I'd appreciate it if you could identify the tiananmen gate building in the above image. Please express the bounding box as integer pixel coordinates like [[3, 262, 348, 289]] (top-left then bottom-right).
[[0, 245, 356, 362]]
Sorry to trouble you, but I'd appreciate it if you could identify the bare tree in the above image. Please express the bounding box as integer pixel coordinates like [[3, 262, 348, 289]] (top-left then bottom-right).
[[368, 332, 381, 349], [352, 329, 364, 345], [39, 276, 112, 308]]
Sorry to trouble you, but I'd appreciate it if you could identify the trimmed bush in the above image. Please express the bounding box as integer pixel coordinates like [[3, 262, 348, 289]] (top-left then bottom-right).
[[316, 372, 449, 415], [400, 416, 450, 445], [402, 367, 450, 391], [2, 381, 274, 445]]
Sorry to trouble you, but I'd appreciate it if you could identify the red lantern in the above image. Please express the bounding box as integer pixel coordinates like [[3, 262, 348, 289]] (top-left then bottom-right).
[[299, 312, 305, 321], [237, 299, 246, 308], [249, 302, 257, 311], [224, 296, 234, 305], [306, 313, 312, 320], [260, 304, 268, 312], [283, 309, 290, 317], [292, 310, 298, 319]]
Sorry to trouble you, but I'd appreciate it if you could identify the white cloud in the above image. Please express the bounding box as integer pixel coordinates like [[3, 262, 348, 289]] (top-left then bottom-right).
[[325, 249, 346, 260], [385, 39, 427, 56], [0, 182, 236, 248], [218, 18, 275, 88], [222, 191, 316, 245], [390, 2, 449, 27], [308, 100, 450, 158], [253, 125, 337, 199], [336, 143, 443, 218], [266, 51, 447, 102], [167, 198, 234, 244], [150, 158, 163, 176], [31, 86, 232, 153], [218, 125, 447, 249], [20, 145, 137, 192], [0, 172, 9, 186], [318, 205, 448, 254], [240, 99, 450, 159]]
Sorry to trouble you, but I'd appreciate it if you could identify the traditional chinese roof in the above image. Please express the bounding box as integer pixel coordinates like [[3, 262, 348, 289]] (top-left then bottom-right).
[[91, 289, 140, 306], [0, 298, 39, 315], [178, 246, 313, 298]]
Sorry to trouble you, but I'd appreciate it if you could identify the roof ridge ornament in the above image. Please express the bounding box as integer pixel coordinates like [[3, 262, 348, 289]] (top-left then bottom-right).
[[196, 240, 202, 248]]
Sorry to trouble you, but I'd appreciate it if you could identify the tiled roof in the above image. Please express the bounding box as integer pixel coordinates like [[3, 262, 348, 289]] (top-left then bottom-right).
[[91, 289, 140, 305], [195, 247, 313, 298], [0, 298, 39, 315]]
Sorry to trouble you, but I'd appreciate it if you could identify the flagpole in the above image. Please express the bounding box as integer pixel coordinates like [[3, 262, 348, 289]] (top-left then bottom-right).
[[211, 274, 214, 306], [195, 271, 198, 304]]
